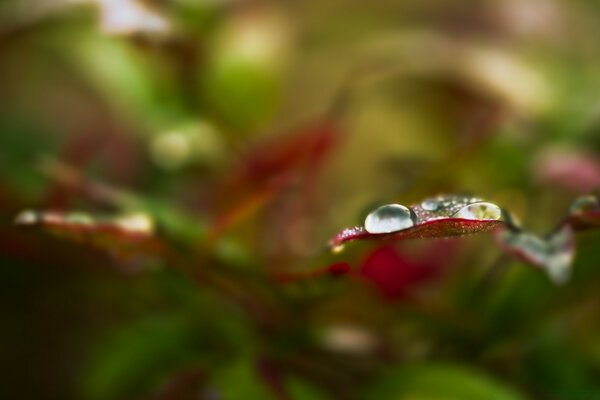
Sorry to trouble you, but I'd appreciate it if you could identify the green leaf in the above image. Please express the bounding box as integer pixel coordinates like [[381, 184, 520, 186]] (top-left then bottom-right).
[[363, 363, 525, 400], [287, 376, 331, 400], [82, 315, 200, 400], [210, 359, 275, 400]]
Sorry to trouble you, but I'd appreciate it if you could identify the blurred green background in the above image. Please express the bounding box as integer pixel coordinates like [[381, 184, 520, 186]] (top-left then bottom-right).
[[2, 0, 600, 399]]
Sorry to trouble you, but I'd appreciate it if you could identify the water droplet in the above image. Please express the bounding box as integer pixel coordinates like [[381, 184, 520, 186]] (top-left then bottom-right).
[[364, 204, 415, 234], [452, 202, 502, 221], [14, 210, 38, 225], [65, 212, 94, 226], [421, 198, 440, 211], [331, 244, 346, 254], [115, 213, 155, 234], [569, 195, 599, 215]]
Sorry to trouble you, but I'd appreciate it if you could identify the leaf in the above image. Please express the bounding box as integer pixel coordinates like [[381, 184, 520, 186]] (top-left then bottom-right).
[[212, 119, 341, 236], [273, 262, 351, 283], [210, 359, 275, 400], [287, 376, 331, 400], [82, 315, 200, 400], [328, 194, 600, 285], [363, 363, 525, 400], [567, 194, 600, 229], [14, 210, 164, 270], [494, 194, 600, 284], [495, 225, 575, 285], [330, 195, 506, 250], [359, 243, 455, 300]]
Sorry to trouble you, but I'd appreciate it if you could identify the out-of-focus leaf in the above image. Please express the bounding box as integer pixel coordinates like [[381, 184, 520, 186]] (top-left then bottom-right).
[[39, 159, 209, 247], [287, 376, 331, 400], [82, 315, 200, 400], [495, 225, 575, 285], [201, 9, 289, 131], [494, 194, 600, 284], [0, 115, 59, 198], [533, 148, 600, 194], [363, 363, 525, 400], [524, 325, 600, 400], [212, 119, 341, 236], [14, 210, 164, 270], [567, 193, 600, 229], [210, 359, 275, 400], [359, 243, 454, 300], [66, 31, 186, 130], [273, 262, 351, 283]]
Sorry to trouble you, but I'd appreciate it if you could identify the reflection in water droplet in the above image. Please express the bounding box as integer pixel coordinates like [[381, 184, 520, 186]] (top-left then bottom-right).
[[453, 202, 502, 221], [421, 198, 440, 211], [364, 204, 415, 234]]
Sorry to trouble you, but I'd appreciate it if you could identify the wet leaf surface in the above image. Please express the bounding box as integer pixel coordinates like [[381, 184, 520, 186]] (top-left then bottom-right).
[[14, 210, 164, 270], [330, 195, 506, 249]]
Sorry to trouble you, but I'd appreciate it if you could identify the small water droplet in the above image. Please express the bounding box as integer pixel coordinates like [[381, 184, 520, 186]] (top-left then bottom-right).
[[65, 212, 94, 226], [453, 202, 502, 221], [569, 195, 599, 215], [14, 210, 38, 225], [421, 198, 440, 211], [115, 213, 155, 234], [331, 244, 346, 254], [364, 204, 415, 234]]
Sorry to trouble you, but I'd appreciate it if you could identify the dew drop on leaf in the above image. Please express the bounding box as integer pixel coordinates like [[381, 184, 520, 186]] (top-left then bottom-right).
[[14, 209, 39, 225], [452, 201, 502, 221], [331, 244, 346, 254], [420, 198, 440, 211], [569, 194, 599, 215], [65, 212, 95, 226], [364, 204, 415, 234]]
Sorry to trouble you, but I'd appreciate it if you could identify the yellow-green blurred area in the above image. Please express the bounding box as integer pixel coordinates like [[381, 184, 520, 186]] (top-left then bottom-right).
[[3, 0, 600, 399]]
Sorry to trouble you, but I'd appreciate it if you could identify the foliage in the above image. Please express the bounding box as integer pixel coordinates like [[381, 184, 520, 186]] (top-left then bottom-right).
[[3, 1, 600, 399]]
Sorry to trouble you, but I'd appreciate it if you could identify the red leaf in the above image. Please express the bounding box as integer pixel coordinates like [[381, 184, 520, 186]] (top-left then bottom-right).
[[14, 210, 164, 271], [359, 243, 453, 300], [329, 195, 506, 250], [211, 119, 341, 236], [273, 262, 351, 283], [330, 219, 504, 249]]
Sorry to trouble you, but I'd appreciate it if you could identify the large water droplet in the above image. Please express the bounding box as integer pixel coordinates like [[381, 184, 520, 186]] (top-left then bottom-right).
[[364, 204, 415, 234], [452, 202, 502, 221]]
